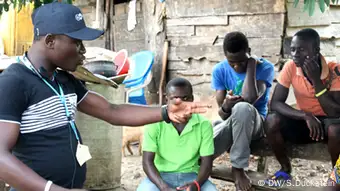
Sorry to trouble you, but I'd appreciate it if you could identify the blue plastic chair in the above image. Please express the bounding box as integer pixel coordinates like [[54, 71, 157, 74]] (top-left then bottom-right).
[[122, 51, 154, 105]]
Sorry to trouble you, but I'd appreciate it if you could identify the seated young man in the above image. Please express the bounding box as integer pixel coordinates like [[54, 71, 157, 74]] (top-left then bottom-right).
[[212, 31, 275, 191], [264, 28, 340, 187], [137, 77, 217, 191]]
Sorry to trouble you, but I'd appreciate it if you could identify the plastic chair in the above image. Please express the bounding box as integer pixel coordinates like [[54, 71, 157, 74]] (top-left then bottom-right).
[[122, 51, 154, 105]]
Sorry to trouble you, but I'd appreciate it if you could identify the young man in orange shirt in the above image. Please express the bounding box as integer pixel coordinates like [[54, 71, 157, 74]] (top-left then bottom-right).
[[264, 28, 340, 187]]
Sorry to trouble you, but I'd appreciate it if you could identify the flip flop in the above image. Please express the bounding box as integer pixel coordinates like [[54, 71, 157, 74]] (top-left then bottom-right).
[[264, 170, 291, 187]]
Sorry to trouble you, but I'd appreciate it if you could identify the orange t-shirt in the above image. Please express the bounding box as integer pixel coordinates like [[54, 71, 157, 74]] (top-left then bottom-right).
[[277, 56, 340, 116]]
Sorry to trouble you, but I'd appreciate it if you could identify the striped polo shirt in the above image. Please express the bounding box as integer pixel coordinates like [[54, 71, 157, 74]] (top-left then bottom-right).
[[0, 63, 88, 188]]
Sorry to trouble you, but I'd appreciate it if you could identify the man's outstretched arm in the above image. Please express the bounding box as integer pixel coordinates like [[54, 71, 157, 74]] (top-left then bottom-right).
[[78, 91, 209, 126]]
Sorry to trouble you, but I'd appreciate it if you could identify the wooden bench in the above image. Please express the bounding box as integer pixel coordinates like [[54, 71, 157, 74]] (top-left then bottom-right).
[[211, 138, 330, 191]]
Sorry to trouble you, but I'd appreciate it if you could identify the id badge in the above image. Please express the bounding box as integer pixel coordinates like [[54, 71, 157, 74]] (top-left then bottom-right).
[[76, 142, 92, 166]]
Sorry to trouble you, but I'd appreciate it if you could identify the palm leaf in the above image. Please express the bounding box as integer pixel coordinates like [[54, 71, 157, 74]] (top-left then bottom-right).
[[303, 0, 309, 12], [325, 0, 330, 6], [294, 0, 299, 7], [319, 0, 325, 13], [309, 0, 315, 16]]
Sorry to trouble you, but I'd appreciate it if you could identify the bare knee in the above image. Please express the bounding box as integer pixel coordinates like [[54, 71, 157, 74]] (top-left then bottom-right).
[[264, 112, 282, 133], [328, 124, 340, 140]]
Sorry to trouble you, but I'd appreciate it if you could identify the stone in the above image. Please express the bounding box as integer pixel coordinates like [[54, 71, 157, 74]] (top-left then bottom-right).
[[309, 172, 317, 177]]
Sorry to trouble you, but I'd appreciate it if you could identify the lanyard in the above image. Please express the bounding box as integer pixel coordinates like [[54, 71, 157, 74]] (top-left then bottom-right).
[[18, 56, 80, 141]]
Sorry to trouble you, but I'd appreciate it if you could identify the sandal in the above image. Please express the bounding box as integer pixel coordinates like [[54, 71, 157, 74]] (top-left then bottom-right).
[[264, 170, 291, 187]]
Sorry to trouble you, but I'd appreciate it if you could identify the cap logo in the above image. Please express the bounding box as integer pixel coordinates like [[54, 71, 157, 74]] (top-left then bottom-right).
[[75, 13, 83, 21]]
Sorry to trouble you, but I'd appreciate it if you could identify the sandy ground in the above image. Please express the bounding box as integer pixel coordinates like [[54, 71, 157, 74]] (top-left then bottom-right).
[[120, 145, 333, 191]]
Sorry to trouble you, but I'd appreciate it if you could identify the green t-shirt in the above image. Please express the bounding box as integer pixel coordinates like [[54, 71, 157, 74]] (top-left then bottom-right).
[[142, 114, 214, 173]]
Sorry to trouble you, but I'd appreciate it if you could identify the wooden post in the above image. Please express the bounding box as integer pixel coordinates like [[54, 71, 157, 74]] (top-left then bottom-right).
[[257, 156, 269, 175], [142, 0, 166, 104], [104, 0, 111, 50]]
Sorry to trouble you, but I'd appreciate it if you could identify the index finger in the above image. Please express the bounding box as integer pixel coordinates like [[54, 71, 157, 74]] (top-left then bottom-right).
[[190, 102, 212, 109]]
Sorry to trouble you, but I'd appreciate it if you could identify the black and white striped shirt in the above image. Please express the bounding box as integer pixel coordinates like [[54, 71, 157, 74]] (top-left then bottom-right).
[[0, 63, 88, 188]]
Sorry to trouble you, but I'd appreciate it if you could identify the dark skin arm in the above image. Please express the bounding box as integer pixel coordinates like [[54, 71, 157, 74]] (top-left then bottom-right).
[[195, 156, 213, 186], [242, 58, 267, 104], [0, 123, 75, 191], [216, 90, 232, 120], [142, 152, 174, 190], [78, 92, 209, 126], [270, 83, 324, 141], [78, 92, 162, 126], [314, 80, 340, 117], [302, 56, 340, 117], [270, 83, 307, 120]]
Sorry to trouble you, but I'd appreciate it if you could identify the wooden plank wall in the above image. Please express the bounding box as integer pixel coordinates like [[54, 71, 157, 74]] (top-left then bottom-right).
[[285, 1, 340, 62], [165, 0, 286, 97]]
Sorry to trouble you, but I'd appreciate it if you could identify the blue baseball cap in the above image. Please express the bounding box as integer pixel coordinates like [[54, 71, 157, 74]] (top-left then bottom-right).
[[32, 2, 104, 41]]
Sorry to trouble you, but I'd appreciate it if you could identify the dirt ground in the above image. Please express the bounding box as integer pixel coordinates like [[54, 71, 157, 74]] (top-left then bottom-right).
[[120, 145, 333, 191]]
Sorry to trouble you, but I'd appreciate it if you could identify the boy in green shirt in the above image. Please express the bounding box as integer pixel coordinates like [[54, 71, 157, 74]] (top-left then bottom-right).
[[137, 78, 217, 191]]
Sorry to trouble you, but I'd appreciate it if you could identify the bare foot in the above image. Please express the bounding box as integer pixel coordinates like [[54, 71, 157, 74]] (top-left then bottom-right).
[[232, 167, 252, 191]]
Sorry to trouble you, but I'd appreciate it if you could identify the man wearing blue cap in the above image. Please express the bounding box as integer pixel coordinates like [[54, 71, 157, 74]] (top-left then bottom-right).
[[0, 2, 210, 191]]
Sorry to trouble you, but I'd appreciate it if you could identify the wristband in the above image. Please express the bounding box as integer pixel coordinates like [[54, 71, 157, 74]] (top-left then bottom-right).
[[193, 180, 200, 191], [161, 105, 171, 123], [44, 180, 53, 191], [316, 88, 327, 97]]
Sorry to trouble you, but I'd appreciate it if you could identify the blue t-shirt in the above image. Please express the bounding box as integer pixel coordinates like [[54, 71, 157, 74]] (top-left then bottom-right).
[[211, 58, 274, 117]]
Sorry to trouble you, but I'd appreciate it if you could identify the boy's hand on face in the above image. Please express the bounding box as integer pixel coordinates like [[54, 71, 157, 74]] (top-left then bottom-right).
[[246, 56, 257, 67], [302, 55, 321, 85]]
